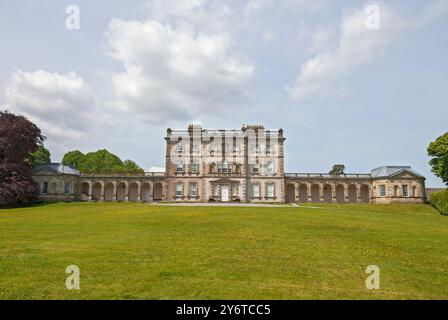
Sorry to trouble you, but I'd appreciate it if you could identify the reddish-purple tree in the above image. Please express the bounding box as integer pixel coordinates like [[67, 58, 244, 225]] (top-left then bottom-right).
[[0, 111, 44, 207]]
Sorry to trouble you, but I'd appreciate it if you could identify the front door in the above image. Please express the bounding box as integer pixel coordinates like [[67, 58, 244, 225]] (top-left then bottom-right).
[[221, 185, 229, 202]]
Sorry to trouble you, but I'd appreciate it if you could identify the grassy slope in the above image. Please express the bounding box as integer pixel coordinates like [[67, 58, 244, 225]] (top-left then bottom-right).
[[0, 202, 447, 299]]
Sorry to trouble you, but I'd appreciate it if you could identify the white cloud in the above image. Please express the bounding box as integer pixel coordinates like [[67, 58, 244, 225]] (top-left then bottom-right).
[[3, 69, 112, 150], [105, 12, 255, 123], [286, 3, 405, 101], [286, 1, 448, 101]]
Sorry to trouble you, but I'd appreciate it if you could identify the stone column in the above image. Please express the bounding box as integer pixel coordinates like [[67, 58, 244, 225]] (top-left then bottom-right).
[[88, 182, 93, 201], [307, 182, 312, 202], [112, 182, 117, 201], [331, 183, 337, 202], [100, 182, 105, 201]]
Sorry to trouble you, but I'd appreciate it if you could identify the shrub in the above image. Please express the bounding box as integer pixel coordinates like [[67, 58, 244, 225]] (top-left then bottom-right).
[[429, 189, 448, 215]]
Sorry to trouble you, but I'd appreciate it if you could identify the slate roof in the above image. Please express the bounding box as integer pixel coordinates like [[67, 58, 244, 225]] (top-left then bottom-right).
[[370, 166, 424, 178], [33, 163, 80, 176]]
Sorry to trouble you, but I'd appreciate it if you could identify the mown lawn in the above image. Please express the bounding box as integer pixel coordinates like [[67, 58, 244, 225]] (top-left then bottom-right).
[[0, 202, 447, 299]]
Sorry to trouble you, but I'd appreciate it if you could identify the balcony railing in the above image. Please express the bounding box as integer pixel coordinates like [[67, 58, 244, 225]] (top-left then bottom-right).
[[285, 173, 371, 178], [80, 172, 165, 177]]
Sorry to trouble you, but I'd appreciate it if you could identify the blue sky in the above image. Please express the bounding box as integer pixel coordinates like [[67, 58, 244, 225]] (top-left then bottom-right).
[[1, 0, 447, 186]]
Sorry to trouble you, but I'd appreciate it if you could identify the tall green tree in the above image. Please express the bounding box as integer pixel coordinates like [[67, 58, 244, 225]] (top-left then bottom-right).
[[62, 150, 84, 169], [123, 159, 144, 173], [427, 132, 448, 186], [61, 149, 144, 173], [31, 144, 51, 167], [329, 164, 345, 176]]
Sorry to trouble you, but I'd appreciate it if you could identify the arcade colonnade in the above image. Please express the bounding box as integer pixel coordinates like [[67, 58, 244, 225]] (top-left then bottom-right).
[[79, 178, 166, 202], [285, 180, 372, 203]]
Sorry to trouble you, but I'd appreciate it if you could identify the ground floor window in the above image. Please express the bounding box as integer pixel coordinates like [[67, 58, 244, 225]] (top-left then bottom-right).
[[402, 185, 409, 197], [64, 182, 70, 194], [379, 185, 386, 197], [175, 183, 183, 198], [190, 183, 197, 197], [266, 183, 275, 198], [42, 182, 48, 195], [252, 184, 260, 198]]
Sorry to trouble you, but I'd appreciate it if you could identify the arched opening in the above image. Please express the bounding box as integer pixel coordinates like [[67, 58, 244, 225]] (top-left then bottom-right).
[[311, 184, 320, 203], [348, 184, 357, 203], [129, 183, 139, 201], [323, 184, 332, 203], [81, 182, 90, 201], [298, 184, 308, 202], [104, 183, 114, 201], [116, 182, 126, 202], [92, 183, 102, 201], [285, 184, 295, 203], [394, 185, 399, 197], [154, 183, 163, 201], [142, 183, 152, 202], [336, 184, 345, 203], [361, 185, 370, 203]]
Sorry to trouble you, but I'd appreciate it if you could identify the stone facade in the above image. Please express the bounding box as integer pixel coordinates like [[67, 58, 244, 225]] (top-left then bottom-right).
[[32, 125, 427, 204]]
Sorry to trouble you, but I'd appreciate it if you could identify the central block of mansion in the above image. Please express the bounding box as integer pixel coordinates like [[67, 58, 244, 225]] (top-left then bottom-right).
[[32, 124, 427, 204]]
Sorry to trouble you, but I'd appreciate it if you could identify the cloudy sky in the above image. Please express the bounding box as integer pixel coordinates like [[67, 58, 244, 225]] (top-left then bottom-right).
[[1, 0, 447, 186]]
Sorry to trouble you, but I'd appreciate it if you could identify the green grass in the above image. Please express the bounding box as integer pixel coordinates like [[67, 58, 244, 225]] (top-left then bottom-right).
[[0, 202, 447, 300]]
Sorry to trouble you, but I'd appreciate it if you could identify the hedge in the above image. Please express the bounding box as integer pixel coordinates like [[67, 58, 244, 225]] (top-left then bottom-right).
[[429, 189, 448, 215]]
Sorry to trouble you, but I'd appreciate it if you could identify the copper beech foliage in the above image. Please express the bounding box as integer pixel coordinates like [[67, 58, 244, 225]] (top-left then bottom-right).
[[0, 110, 44, 207]]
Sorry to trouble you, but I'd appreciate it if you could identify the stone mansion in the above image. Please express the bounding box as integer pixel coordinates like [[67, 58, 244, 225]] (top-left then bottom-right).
[[32, 124, 427, 204]]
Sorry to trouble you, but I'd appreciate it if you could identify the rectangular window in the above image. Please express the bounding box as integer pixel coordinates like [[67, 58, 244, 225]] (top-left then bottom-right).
[[64, 182, 70, 194], [267, 183, 275, 198], [253, 163, 259, 174], [175, 183, 183, 198], [252, 184, 260, 198], [210, 145, 219, 157], [402, 185, 409, 197], [266, 144, 271, 156], [379, 185, 386, 197], [190, 183, 197, 197], [176, 163, 184, 173], [190, 161, 198, 173], [267, 161, 274, 174], [192, 143, 200, 155], [222, 161, 228, 173], [42, 182, 48, 195]]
